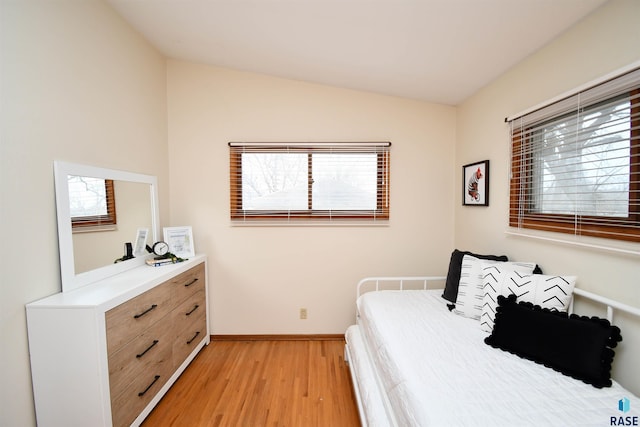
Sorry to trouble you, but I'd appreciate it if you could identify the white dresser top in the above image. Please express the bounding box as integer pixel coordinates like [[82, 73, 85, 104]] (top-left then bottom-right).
[[27, 254, 206, 311]]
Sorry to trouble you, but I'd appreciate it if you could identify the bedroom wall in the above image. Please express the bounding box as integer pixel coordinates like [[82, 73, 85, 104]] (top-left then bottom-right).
[[455, 0, 640, 394], [0, 1, 168, 425], [166, 61, 456, 335]]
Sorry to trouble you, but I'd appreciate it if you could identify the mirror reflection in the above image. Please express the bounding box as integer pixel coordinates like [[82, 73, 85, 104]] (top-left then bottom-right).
[[71, 178, 152, 274], [54, 161, 159, 292]]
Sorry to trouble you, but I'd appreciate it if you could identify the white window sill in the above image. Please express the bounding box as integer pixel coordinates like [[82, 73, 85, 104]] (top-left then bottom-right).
[[505, 228, 640, 257]]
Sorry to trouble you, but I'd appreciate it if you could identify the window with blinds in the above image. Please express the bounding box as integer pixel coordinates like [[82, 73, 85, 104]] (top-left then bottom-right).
[[508, 67, 639, 243], [68, 176, 117, 230], [229, 142, 391, 222]]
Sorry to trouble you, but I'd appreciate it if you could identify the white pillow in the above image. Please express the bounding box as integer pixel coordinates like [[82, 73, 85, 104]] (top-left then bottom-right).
[[480, 272, 576, 332], [453, 255, 536, 320]]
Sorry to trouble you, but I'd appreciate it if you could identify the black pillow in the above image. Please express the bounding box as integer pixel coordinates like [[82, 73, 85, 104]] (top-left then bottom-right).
[[441, 250, 508, 303], [485, 294, 622, 388]]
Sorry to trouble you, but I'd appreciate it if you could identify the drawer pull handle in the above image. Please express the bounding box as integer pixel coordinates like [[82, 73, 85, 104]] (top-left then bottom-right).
[[187, 331, 200, 345], [136, 340, 159, 358], [134, 304, 158, 319], [138, 375, 160, 397], [184, 278, 199, 287], [186, 304, 199, 316]]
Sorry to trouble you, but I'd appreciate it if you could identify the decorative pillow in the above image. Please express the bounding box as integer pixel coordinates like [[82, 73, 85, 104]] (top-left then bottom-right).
[[442, 250, 509, 303], [485, 294, 622, 388], [453, 255, 536, 320], [480, 272, 576, 332]]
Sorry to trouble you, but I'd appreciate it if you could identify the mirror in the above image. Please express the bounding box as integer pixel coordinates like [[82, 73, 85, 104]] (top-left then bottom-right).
[[54, 161, 159, 292]]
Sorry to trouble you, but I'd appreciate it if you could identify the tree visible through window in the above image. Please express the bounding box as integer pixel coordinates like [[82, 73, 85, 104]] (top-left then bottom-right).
[[229, 142, 390, 221], [531, 96, 631, 218], [509, 69, 639, 243]]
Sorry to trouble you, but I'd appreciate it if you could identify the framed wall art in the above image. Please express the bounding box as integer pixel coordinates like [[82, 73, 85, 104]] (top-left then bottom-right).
[[463, 160, 489, 206]]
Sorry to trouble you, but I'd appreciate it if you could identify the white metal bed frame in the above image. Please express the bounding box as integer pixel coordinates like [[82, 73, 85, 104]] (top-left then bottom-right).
[[346, 276, 640, 427], [355, 276, 640, 321]]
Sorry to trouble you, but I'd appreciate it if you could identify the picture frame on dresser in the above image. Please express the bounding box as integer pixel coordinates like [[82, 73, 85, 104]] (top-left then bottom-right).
[[134, 228, 149, 257], [164, 226, 195, 258]]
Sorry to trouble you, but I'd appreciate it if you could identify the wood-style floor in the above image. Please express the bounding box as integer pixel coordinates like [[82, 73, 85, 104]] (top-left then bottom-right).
[[142, 338, 361, 426]]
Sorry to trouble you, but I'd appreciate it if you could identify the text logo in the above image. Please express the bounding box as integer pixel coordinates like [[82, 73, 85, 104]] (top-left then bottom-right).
[[611, 397, 638, 426]]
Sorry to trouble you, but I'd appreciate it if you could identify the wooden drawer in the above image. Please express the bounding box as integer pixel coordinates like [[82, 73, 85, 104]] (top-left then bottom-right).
[[110, 355, 172, 427], [106, 281, 172, 355], [108, 314, 174, 400], [173, 293, 206, 368], [170, 263, 205, 305], [173, 288, 205, 325]]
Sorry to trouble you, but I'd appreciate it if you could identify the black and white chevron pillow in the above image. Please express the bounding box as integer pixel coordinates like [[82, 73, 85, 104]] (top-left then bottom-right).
[[453, 255, 536, 320], [480, 272, 576, 332]]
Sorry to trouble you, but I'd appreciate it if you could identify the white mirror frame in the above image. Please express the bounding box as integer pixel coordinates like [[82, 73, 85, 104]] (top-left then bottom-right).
[[54, 161, 159, 292]]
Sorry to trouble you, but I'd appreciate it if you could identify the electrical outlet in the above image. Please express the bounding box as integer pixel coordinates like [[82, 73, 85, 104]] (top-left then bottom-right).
[[299, 308, 307, 319]]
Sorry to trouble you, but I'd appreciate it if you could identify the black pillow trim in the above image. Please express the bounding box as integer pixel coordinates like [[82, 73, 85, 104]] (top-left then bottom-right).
[[485, 294, 622, 388], [441, 250, 508, 303]]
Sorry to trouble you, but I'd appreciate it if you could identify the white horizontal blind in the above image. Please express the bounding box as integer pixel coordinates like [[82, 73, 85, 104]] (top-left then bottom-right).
[[229, 142, 391, 222], [68, 176, 117, 229], [508, 67, 640, 242]]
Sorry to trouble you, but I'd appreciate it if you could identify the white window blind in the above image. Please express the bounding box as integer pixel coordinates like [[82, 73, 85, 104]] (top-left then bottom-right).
[[229, 142, 391, 222], [507, 67, 640, 243]]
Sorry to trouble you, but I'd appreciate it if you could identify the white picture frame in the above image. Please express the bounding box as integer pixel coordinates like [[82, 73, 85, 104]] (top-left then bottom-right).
[[133, 228, 149, 257], [163, 226, 195, 258]]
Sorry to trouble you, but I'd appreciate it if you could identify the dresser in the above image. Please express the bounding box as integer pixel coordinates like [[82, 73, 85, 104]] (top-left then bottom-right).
[[26, 255, 209, 427]]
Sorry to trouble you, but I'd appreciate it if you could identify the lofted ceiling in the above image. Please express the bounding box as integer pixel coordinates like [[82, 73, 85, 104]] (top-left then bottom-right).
[[107, 0, 607, 105]]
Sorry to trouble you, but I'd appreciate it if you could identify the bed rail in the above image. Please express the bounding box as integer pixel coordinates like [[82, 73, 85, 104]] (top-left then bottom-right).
[[356, 276, 447, 299], [571, 287, 640, 322], [357, 276, 640, 323]]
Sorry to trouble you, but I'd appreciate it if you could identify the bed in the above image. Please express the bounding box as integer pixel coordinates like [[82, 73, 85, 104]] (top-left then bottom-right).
[[345, 256, 640, 426]]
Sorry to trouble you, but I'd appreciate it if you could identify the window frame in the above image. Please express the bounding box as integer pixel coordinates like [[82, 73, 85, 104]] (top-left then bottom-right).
[[229, 142, 391, 222], [509, 88, 639, 243]]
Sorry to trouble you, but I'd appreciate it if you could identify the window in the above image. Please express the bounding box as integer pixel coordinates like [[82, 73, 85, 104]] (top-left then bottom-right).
[[229, 142, 390, 222], [68, 176, 117, 230], [508, 68, 639, 242]]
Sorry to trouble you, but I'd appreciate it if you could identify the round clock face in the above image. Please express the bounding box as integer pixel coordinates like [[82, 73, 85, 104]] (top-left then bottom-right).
[[152, 241, 169, 256]]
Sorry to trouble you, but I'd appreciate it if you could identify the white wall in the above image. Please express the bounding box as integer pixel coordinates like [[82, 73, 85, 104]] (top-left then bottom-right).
[[455, 0, 640, 394], [0, 1, 168, 425], [166, 61, 457, 335]]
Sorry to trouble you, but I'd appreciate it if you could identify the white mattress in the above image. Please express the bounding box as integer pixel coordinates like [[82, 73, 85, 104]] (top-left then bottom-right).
[[348, 289, 640, 426]]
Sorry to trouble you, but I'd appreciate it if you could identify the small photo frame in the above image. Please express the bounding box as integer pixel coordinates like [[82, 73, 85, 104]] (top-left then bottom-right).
[[463, 160, 489, 206], [163, 226, 195, 258], [133, 228, 149, 257]]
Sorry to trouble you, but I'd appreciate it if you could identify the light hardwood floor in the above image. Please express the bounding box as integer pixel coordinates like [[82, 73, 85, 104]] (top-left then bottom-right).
[[142, 338, 361, 426]]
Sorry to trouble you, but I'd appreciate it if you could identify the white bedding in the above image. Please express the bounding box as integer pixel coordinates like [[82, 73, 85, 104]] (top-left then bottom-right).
[[348, 289, 640, 426]]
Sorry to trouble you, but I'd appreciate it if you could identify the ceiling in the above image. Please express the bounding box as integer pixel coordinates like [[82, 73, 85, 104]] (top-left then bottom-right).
[[106, 0, 607, 105]]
